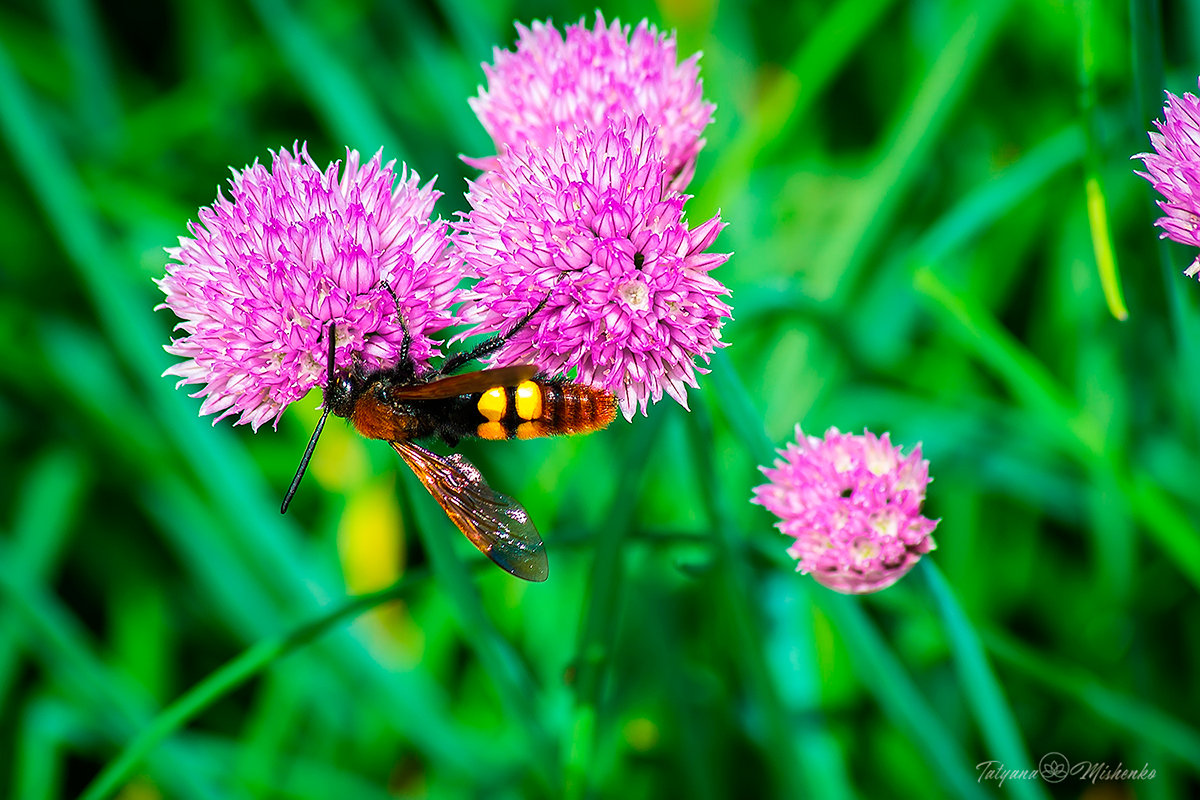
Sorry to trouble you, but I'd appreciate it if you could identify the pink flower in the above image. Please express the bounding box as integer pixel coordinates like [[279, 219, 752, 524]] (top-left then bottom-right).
[[157, 144, 464, 430], [752, 427, 938, 595], [453, 115, 731, 419], [468, 13, 715, 190], [1135, 79, 1200, 278]]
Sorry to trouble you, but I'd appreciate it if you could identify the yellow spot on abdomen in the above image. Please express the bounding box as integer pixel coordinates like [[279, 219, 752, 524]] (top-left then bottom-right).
[[478, 386, 506, 422], [515, 380, 543, 421], [477, 421, 507, 440]]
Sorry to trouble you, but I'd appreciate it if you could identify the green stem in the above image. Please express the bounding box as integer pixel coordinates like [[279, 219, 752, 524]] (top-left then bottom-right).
[[77, 579, 418, 800], [817, 595, 989, 799], [708, 351, 1016, 798], [921, 563, 1046, 800]]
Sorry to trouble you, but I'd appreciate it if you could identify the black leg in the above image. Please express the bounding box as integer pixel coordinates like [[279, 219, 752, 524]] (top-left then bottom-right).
[[376, 280, 417, 382], [437, 293, 551, 376]]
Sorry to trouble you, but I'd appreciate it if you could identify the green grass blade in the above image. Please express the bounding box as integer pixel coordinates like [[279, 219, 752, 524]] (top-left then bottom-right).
[[912, 125, 1084, 265], [246, 0, 404, 158], [77, 578, 420, 800], [920, 562, 1046, 800], [818, 595, 989, 799], [985, 629, 1200, 769], [0, 541, 219, 800], [825, 0, 1013, 301], [688, 395, 845, 799], [1076, 0, 1128, 321], [0, 449, 86, 711]]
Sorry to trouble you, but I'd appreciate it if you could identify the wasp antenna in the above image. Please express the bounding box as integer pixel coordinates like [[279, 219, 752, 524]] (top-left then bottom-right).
[[283, 322, 338, 514], [325, 320, 338, 385], [281, 406, 331, 514]]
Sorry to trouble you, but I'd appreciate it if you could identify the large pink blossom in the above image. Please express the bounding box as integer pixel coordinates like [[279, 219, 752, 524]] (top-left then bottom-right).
[[157, 144, 464, 430], [453, 116, 731, 419]]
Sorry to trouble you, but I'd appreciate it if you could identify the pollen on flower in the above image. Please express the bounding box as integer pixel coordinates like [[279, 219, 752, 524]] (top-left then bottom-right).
[[619, 280, 651, 312], [157, 143, 465, 430], [851, 538, 878, 561], [454, 115, 732, 420], [752, 426, 938, 595]]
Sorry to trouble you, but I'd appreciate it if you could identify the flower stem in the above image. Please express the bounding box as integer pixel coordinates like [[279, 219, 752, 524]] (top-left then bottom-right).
[[77, 578, 418, 800], [920, 562, 1044, 800]]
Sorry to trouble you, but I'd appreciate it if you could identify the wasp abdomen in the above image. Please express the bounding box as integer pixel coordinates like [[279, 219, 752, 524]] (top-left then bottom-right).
[[475, 379, 617, 440], [535, 380, 618, 436]]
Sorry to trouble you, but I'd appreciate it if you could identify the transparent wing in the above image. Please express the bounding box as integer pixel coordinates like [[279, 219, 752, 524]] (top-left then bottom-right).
[[391, 439, 548, 582]]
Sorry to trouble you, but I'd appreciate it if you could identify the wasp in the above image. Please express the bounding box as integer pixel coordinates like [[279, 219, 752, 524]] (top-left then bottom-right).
[[281, 302, 617, 581]]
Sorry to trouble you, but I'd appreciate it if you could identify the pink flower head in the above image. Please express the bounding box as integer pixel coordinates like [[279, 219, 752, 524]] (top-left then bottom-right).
[[468, 13, 715, 190], [752, 427, 938, 595], [157, 144, 464, 430], [453, 115, 731, 419], [1135, 79, 1200, 278]]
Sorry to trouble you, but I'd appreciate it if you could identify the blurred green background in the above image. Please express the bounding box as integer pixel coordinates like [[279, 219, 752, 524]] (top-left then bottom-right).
[[2, 0, 1199, 797]]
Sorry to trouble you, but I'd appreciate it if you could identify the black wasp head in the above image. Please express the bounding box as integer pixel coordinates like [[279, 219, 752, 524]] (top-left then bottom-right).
[[323, 371, 357, 419]]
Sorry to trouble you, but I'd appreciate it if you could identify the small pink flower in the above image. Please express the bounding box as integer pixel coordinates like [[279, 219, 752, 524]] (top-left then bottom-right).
[[752, 427, 938, 594], [157, 144, 464, 430], [453, 115, 731, 419], [468, 13, 715, 190], [1134, 79, 1200, 278]]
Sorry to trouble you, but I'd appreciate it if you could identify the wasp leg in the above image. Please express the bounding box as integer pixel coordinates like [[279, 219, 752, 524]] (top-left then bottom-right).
[[438, 294, 550, 376]]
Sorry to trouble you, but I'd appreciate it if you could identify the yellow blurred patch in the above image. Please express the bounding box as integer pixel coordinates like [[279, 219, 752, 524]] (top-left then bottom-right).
[[623, 716, 659, 752], [657, 0, 715, 27], [339, 475, 403, 590], [115, 776, 160, 800], [313, 429, 369, 495], [338, 476, 423, 665]]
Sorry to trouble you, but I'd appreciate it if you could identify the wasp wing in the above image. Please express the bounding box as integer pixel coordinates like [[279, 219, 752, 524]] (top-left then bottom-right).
[[388, 365, 538, 401], [391, 439, 548, 582]]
